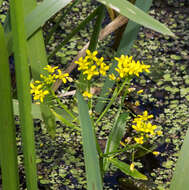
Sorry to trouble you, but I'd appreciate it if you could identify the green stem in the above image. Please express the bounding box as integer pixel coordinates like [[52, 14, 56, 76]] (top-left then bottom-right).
[[95, 78, 131, 125], [51, 89, 76, 119]]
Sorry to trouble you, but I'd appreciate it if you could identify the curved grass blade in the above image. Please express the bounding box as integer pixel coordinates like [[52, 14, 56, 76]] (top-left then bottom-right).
[[103, 112, 129, 171], [25, 0, 72, 38], [0, 23, 20, 190], [10, 0, 38, 189], [109, 158, 147, 180], [76, 90, 103, 190], [170, 128, 189, 190], [97, 0, 174, 36], [95, 0, 152, 113], [88, 4, 105, 51]]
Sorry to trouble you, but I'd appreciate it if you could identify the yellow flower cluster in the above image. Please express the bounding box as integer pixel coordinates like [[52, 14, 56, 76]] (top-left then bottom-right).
[[30, 65, 72, 102], [75, 50, 109, 80], [30, 82, 49, 103], [132, 111, 162, 144], [82, 91, 92, 98], [109, 55, 150, 80]]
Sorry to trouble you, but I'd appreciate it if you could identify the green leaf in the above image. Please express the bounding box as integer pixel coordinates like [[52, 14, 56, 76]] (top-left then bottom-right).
[[0, 23, 20, 190], [170, 128, 189, 190], [97, 0, 174, 36], [76, 90, 103, 190], [10, 0, 38, 188], [104, 112, 129, 171], [25, 0, 72, 38], [50, 109, 80, 131], [109, 158, 147, 180]]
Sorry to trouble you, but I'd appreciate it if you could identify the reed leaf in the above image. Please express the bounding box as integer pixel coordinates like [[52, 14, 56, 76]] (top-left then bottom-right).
[[76, 90, 103, 190], [10, 0, 38, 189], [97, 0, 174, 36], [170, 127, 189, 190], [0, 23, 20, 190], [25, 0, 72, 38]]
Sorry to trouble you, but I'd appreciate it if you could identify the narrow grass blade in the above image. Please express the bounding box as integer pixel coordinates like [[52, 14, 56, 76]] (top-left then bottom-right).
[[10, 0, 38, 189], [95, 0, 152, 113], [97, 0, 174, 36], [48, 6, 100, 60], [103, 112, 129, 171], [25, 0, 72, 38], [88, 4, 105, 51], [76, 91, 103, 190], [0, 23, 20, 190], [109, 158, 147, 180], [170, 128, 189, 190]]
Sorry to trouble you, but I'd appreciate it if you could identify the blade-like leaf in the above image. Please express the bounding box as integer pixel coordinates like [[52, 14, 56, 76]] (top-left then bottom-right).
[[104, 112, 129, 171], [0, 23, 20, 190], [50, 109, 80, 131], [76, 90, 103, 190], [97, 0, 174, 36], [10, 0, 38, 188], [170, 128, 189, 190], [26, 0, 72, 38], [109, 158, 147, 180]]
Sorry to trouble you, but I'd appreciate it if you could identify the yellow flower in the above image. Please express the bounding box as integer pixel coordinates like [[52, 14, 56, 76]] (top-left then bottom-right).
[[33, 90, 49, 102], [30, 82, 43, 94], [134, 136, 144, 144], [82, 91, 92, 98], [56, 70, 72, 83], [153, 151, 160, 156], [109, 73, 116, 80], [130, 163, 135, 171], [135, 101, 140, 106], [75, 57, 89, 71], [137, 89, 143, 94], [44, 65, 58, 73], [157, 131, 162, 136], [85, 49, 98, 61], [40, 74, 56, 85], [99, 62, 109, 76], [120, 141, 126, 147], [114, 55, 150, 78], [83, 65, 99, 80]]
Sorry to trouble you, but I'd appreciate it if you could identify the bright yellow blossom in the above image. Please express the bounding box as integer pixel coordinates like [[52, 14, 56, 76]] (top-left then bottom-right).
[[132, 111, 162, 144], [85, 49, 98, 61], [55, 69, 72, 83], [82, 91, 92, 98], [137, 89, 143, 94], [134, 136, 144, 144], [153, 151, 160, 156], [114, 55, 150, 78], [33, 90, 49, 102], [130, 163, 135, 171], [44, 65, 58, 73], [109, 73, 116, 80]]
